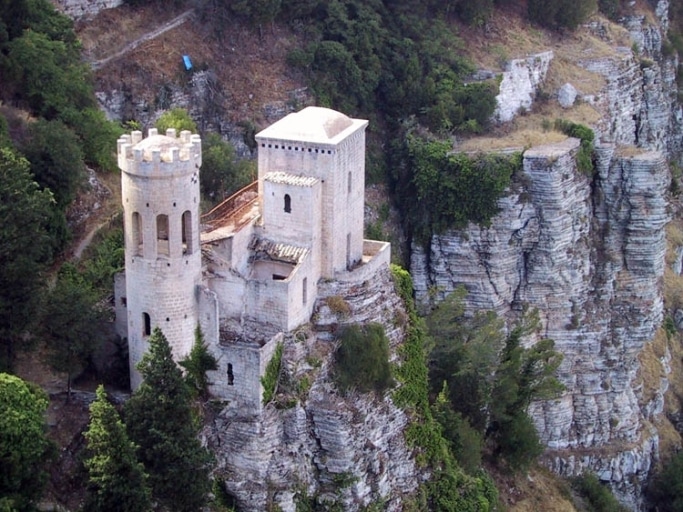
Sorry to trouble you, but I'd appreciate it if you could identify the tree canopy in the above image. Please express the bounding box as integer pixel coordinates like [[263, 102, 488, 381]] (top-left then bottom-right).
[[0, 373, 52, 511], [0, 148, 54, 370], [83, 385, 152, 512], [125, 328, 212, 511]]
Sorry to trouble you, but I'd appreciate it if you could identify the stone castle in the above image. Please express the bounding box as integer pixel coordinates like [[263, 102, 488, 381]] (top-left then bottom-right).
[[114, 106, 391, 412]]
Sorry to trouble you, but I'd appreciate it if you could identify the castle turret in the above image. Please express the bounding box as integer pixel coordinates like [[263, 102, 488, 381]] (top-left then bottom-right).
[[117, 128, 202, 388]]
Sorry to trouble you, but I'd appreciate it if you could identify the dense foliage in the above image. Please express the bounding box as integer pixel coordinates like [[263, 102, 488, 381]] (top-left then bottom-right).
[[391, 265, 499, 510], [648, 451, 683, 511], [179, 325, 218, 399], [261, 341, 283, 404], [392, 132, 521, 245], [0, 0, 122, 370], [0, 373, 53, 511], [41, 264, 108, 398], [83, 385, 152, 512], [201, 132, 256, 203], [124, 328, 212, 511], [572, 473, 627, 512], [427, 290, 564, 471], [528, 0, 596, 30], [0, 148, 54, 371], [554, 119, 595, 175], [333, 323, 393, 394]]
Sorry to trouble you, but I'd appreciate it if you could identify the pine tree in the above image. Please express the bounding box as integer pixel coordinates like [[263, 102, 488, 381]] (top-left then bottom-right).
[[83, 385, 151, 512], [124, 327, 212, 511]]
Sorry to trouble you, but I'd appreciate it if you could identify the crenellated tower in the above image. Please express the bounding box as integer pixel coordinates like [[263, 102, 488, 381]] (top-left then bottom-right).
[[117, 128, 202, 388]]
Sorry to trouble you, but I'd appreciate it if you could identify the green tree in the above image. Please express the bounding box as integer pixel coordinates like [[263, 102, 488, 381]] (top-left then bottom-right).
[[83, 385, 152, 512], [155, 108, 198, 134], [528, 0, 596, 30], [59, 107, 123, 171], [573, 473, 627, 512], [427, 287, 504, 431], [42, 265, 106, 399], [201, 133, 255, 203], [0, 373, 53, 511], [431, 382, 483, 474], [22, 119, 84, 209], [0, 148, 53, 371], [125, 327, 212, 511], [3, 30, 93, 119], [179, 325, 218, 399], [488, 310, 564, 470]]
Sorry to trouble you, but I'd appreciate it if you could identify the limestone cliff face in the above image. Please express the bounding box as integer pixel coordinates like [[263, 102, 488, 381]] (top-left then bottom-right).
[[203, 266, 421, 511], [410, 5, 678, 504], [412, 138, 669, 509]]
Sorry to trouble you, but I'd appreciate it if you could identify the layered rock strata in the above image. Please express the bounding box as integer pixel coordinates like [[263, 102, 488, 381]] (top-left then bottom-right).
[[411, 140, 669, 508], [203, 266, 420, 512]]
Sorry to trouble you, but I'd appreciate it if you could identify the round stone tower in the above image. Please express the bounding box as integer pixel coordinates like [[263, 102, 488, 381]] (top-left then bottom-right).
[[117, 128, 202, 389]]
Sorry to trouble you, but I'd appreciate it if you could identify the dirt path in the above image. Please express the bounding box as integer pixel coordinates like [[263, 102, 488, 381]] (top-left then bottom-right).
[[90, 9, 194, 70]]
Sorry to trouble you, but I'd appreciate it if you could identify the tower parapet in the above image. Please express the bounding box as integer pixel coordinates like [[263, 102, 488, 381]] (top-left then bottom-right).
[[117, 128, 202, 179]]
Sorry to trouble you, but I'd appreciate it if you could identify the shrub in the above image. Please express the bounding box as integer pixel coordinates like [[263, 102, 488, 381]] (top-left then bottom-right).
[[333, 323, 393, 394], [326, 295, 351, 317], [648, 451, 683, 511], [261, 342, 283, 404], [155, 108, 198, 134], [554, 119, 595, 175], [396, 132, 520, 245], [573, 473, 627, 511]]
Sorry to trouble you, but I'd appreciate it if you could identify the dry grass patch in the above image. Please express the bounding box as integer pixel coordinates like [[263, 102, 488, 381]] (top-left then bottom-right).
[[638, 328, 669, 407], [666, 221, 683, 264], [544, 57, 605, 97], [457, 128, 565, 153], [457, 101, 600, 153]]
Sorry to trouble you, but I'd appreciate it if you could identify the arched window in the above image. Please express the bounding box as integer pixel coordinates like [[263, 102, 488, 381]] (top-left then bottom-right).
[[157, 214, 169, 256], [284, 194, 291, 213], [142, 312, 151, 336], [227, 363, 234, 385], [182, 210, 193, 255], [348, 171, 352, 194], [132, 212, 143, 256], [302, 277, 308, 305]]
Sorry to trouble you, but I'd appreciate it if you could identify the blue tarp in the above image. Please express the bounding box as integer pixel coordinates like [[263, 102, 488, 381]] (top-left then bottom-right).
[[183, 55, 192, 71]]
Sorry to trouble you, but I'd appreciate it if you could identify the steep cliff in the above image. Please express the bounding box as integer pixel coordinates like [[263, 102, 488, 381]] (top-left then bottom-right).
[[203, 266, 422, 511], [411, 2, 679, 508]]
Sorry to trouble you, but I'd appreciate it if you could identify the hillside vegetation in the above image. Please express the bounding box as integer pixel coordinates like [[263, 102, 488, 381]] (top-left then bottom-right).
[[1, 0, 682, 509]]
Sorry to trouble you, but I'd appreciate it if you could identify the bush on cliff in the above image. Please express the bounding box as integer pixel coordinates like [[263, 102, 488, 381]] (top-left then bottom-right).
[[392, 130, 521, 246], [333, 323, 393, 394]]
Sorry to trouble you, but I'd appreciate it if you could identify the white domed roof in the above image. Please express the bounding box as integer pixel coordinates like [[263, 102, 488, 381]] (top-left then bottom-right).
[[257, 106, 360, 143]]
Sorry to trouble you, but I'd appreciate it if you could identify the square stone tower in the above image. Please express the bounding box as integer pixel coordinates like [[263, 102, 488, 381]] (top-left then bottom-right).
[[255, 107, 368, 278]]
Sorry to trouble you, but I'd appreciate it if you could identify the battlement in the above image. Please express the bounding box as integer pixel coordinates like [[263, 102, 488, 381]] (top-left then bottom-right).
[[117, 128, 202, 178]]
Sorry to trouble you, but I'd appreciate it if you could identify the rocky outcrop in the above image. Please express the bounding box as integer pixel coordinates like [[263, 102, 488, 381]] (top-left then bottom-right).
[[493, 51, 553, 123], [411, 3, 680, 507], [203, 266, 421, 511], [411, 140, 670, 508], [51, 0, 122, 19]]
